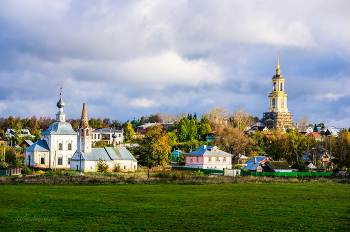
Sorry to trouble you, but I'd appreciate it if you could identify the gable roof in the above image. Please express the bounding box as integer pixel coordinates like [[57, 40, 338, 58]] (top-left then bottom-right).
[[71, 147, 137, 162], [26, 140, 50, 152], [92, 128, 123, 133], [185, 146, 233, 157], [242, 156, 273, 171], [265, 161, 291, 170]]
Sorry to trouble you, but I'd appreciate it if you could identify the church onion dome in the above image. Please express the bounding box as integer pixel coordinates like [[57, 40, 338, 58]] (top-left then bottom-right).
[[57, 94, 65, 108]]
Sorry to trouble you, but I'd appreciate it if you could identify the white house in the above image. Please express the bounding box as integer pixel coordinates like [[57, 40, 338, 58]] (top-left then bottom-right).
[[91, 128, 123, 145]]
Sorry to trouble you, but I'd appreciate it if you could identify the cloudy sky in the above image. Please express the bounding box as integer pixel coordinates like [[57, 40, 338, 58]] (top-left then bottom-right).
[[0, 0, 349, 127]]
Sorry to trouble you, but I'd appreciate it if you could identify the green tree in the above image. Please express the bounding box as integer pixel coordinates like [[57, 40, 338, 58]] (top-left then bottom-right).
[[89, 118, 97, 128], [7, 116, 15, 129], [167, 132, 178, 147], [198, 117, 211, 139], [313, 124, 318, 132], [177, 118, 189, 142], [94, 141, 108, 148], [124, 122, 135, 142], [188, 119, 198, 140]]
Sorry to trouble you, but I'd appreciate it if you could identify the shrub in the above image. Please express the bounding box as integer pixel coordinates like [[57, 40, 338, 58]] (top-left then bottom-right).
[[113, 163, 121, 172], [153, 170, 172, 178], [97, 159, 109, 172], [233, 164, 244, 169], [21, 166, 33, 175], [0, 162, 9, 170], [191, 170, 204, 176], [172, 171, 189, 179]]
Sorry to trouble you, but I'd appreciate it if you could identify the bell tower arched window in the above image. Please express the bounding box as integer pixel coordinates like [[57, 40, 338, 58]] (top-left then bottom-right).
[[68, 143, 72, 150], [280, 83, 283, 91], [272, 98, 276, 108], [273, 82, 276, 91], [58, 143, 63, 150]]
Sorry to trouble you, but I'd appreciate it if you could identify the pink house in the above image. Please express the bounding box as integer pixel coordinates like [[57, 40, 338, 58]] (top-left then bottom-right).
[[185, 145, 233, 170]]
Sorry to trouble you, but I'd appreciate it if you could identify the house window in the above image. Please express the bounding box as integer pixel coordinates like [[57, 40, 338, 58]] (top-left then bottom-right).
[[68, 143, 72, 150], [94, 134, 96, 139], [58, 157, 63, 165], [208, 157, 212, 163], [190, 156, 193, 162], [68, 158, 71, 165], [196, 157, 199, 163], [223, 157, 226, 162], [216, 157, 220, 163], [98, 134, 100, 139], [41, 157, 45, 164], [119, 134, 121, 137], [58, 143, 63, 150]]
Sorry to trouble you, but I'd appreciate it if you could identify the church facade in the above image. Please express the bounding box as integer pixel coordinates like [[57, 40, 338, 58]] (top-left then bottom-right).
[[25, 89, 77, 168], [263, 54, 294, 130]]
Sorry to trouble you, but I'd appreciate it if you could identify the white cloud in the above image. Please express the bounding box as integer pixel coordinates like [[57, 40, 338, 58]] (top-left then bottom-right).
[[130, 98, 158, 108]]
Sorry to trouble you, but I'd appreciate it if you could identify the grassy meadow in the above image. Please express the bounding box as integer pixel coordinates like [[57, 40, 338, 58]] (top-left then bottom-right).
[[1, 183, 349, 231]]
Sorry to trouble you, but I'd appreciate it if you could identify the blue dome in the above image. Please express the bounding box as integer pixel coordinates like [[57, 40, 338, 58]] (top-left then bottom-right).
[[57, 96, 65, 108]]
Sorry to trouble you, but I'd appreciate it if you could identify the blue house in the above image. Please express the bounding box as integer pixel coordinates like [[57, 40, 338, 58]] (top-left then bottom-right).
[[241, 156, 273, 172]]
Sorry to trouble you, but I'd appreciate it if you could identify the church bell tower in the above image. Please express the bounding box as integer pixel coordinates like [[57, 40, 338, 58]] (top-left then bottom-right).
[[77, 103, 92, 154], [263, 54, 293, 130]]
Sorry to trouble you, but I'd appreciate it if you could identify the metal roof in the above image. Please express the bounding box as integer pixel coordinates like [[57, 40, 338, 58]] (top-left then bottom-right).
[[26, 140, 50, 152], [185, 146, 233, 157], [25, 140, 34, 146], [92, 128, 123, 133], [242, 156, 271, 171], [41, 122, 76, 135], [71, 147, 137, 162]]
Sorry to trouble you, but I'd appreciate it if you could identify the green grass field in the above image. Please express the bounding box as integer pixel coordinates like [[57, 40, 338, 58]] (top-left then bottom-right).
[[1, 183, 349, 231]]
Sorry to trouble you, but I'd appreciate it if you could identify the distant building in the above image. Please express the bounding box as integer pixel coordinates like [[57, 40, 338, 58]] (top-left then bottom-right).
[[241, 156, 274, 172], [262, 54, 294, 130], [5, 129, 33, 137], [19, 140, 33, 148], [137, 122, 175, 135], [185, 145, 233, 170], [263, 161, 292, 172], [91, 128, 123, 145]]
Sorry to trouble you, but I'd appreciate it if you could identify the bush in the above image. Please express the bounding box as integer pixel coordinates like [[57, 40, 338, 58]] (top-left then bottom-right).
[[113, 163, 121, 172], [0, 162, 9, 170], [172, 171, 189, 179], [21, 166, 33, 175], [153, 170, 172, 178], [233, 164, 244, 169], [97, 159, 109, 172], [191, 170, 204, 176]]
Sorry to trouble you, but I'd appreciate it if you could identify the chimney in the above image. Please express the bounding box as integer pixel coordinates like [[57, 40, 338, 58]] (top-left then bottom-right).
[[203, 145, 207, 150]]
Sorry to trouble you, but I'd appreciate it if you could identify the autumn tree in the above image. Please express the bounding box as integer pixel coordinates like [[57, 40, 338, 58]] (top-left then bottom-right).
[[103, 118, 110, 128], [136, 125, 171, 167], [124, 122, 135, 142], [216, 127, 252, 159]]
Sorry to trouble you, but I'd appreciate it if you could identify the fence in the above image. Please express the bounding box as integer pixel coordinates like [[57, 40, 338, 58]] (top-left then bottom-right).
[[241, 171, 333, 177], [172, 166, 224, 174], [0, 168, 22, 176]]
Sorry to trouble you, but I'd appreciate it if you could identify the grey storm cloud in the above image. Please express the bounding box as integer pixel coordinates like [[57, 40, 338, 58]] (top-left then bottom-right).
[[0, 0, 350, 127]]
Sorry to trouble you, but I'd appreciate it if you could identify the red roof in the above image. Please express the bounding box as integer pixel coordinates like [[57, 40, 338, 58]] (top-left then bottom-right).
[[307, 132, 322, 139]]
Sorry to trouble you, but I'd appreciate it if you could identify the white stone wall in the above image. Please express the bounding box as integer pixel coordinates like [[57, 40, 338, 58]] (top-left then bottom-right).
[[70, 159, 137, 172]]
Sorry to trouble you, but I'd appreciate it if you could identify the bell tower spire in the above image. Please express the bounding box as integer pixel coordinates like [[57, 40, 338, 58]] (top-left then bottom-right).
[[276, 53, 280, 75], [77, 103, 92, 154]]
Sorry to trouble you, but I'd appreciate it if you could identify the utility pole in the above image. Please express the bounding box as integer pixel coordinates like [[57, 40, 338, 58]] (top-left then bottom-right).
[[147, 155, 149, 179]]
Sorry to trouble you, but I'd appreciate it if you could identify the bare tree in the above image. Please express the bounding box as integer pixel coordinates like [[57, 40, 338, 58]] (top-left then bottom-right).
[[202, 105, 229, 130], [230, 107, 254, 130], [298, 115, 309, 132]]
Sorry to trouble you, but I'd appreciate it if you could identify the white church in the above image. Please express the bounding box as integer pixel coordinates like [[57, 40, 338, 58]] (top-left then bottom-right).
[[25, 89, 137, 172]]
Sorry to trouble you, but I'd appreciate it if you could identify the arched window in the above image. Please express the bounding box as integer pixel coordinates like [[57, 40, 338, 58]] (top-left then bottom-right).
[[272, 99, 276, 108], [86, 130, 89, 136], [58, 143, 63, 150], [280, 82, 283, 91], [273, 82, 276, 91], [68, 143, 72, 150]]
